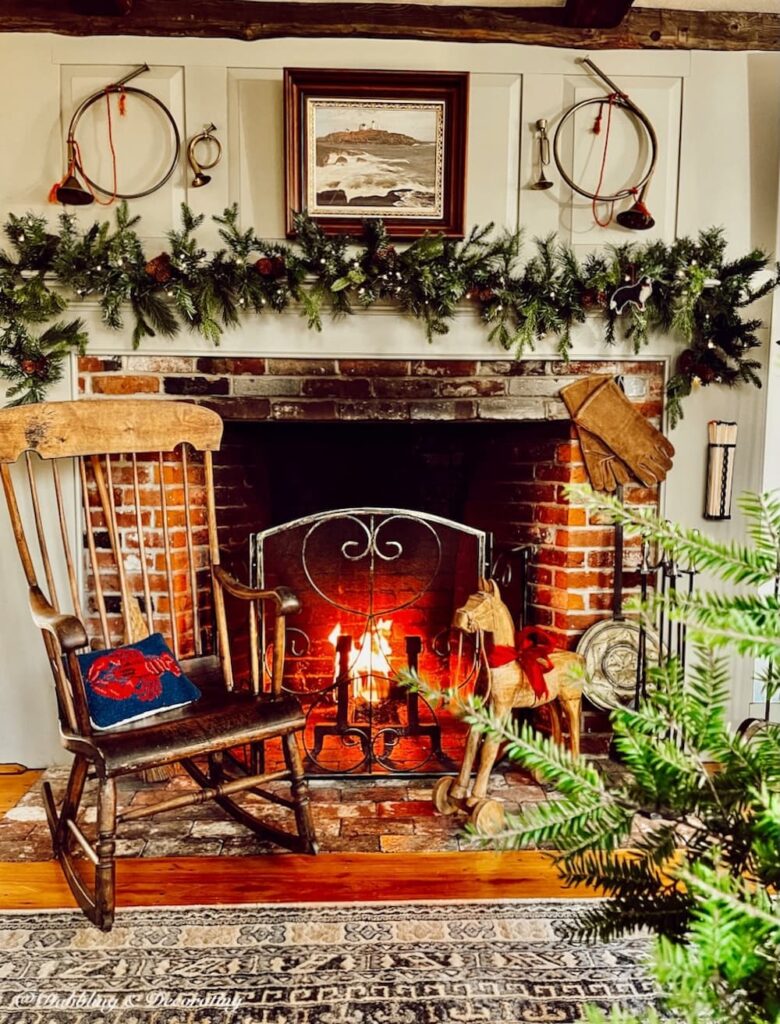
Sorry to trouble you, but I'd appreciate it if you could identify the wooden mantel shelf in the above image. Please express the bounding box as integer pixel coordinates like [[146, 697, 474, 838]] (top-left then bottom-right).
[[0, 1, 778, 51]]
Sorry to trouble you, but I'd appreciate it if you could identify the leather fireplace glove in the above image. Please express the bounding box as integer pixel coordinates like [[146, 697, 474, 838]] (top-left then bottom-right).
[[575, 424, 632, 493], [561, 375, 675, 487]]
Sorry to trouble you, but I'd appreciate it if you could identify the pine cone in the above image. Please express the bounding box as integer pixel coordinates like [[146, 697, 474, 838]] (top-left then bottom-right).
[[145, 253, 173, 285], [676, 349, 697, 376], [374, 245, 397, 270], [580, 287, 601, 310], [21, 357, 47, 377], [255, 256, 286, 278]]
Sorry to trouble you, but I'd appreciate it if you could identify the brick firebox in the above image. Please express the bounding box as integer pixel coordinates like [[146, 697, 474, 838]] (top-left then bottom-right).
[[77, 354, 665, 754]]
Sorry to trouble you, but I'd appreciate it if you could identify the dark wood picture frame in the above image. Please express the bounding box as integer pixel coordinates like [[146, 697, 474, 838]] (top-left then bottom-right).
[[284, 68, 469, 239]]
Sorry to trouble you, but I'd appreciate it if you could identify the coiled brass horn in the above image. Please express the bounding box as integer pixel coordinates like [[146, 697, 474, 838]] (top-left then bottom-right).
[[552, 58, 658, 232], [188, 123, 222, 188], [51, 63, 182, 206]]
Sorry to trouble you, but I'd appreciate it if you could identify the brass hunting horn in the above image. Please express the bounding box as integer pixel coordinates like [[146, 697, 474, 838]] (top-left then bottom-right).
[[552, 58, 659, 231], [188, 123, 222, 188], [52, 63, 181, 206]]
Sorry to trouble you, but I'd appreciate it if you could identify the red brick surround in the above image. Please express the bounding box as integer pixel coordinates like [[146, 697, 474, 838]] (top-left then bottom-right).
[[78, 354, 666, 753]]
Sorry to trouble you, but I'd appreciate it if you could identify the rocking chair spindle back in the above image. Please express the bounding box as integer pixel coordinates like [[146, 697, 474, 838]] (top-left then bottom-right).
[[0, 399, 317, 931]]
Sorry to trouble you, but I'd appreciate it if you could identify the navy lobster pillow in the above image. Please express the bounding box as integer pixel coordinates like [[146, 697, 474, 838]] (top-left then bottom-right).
[[77, 632, 201, 731]]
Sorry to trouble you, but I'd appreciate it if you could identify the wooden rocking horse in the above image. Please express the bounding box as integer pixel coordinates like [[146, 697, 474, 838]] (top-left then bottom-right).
[[433, 579, 584, 833]]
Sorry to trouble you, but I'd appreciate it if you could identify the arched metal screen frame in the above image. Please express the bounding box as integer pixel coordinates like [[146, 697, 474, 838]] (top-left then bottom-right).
[[251, 507, 489, 776]]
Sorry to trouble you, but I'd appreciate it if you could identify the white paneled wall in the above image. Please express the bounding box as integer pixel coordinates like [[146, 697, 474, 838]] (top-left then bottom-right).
[[0, 33, 777, 763]]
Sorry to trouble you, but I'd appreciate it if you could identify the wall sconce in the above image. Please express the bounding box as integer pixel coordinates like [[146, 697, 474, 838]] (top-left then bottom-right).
[[704, 420, 738, 520]]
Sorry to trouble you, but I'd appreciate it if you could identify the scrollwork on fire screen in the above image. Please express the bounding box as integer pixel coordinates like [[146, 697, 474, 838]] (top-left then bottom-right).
[[255, 508, 487, 775]]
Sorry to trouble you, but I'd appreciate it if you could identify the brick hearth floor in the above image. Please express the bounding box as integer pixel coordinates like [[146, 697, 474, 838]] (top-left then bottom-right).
[[0, 763, 630, 860]]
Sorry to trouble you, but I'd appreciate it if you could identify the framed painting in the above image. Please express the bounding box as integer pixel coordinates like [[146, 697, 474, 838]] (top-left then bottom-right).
[[284, 68, 469, 239]]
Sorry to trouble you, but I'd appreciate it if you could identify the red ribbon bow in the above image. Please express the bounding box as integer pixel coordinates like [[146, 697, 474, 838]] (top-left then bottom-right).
[[486, 626, 558, 699]]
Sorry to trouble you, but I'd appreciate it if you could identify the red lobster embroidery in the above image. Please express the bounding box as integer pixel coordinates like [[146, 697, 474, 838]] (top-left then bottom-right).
[[86, 648, 181, 702]]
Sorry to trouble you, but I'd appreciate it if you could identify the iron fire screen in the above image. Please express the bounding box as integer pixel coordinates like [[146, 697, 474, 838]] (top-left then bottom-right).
[[252, 508, 488, 775]]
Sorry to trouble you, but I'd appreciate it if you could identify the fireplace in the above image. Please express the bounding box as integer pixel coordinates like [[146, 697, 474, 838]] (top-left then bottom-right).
[[253, 507, 487, 774], [77, 353, 665, 762]]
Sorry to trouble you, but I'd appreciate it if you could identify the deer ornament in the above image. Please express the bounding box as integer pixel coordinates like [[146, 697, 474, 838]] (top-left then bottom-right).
[[433, 579, 584, 833]]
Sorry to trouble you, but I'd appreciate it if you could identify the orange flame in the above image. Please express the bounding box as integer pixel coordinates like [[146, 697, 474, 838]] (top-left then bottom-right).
[[329, 619, 394, 703]]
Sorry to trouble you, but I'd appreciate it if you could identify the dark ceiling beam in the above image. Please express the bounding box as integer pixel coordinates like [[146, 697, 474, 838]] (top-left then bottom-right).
[[72, 0, 133, 13], [0, 1, 779, 50], [564, 0, 636, 30]]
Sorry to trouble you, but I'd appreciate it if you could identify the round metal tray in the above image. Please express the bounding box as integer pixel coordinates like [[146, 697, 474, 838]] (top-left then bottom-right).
[[576, 619, 659, 711]]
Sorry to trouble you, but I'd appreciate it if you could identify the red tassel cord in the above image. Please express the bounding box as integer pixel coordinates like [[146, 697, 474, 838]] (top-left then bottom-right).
[[592, 93, 618, 228]]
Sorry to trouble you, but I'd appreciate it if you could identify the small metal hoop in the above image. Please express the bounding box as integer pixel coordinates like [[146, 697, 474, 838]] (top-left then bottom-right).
[[552, 94, 658, 203], [189, 130, 222, 173], [70, 84, 181, 200]]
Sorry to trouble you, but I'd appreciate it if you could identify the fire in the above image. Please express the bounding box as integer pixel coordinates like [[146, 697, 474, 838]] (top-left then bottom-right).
[[329, 619, 394, 704]]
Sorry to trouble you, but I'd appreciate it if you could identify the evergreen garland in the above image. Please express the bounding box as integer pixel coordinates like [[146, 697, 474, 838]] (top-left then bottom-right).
[[0, 202, 777, 424]]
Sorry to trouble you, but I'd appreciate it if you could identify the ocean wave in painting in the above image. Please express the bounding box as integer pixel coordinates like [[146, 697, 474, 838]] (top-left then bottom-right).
[[314, 144, 438, 211]]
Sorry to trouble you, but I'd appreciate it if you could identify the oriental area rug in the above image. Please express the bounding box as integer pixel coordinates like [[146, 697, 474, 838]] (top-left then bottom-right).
[[0, 902, 655, 1023]]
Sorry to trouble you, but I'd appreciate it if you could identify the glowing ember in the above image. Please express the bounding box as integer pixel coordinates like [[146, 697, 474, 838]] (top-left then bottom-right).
[[329, 619, 394, 704]]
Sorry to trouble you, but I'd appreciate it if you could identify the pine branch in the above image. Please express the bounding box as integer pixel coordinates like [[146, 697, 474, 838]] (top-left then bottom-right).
[[568, 485, 780, 588]]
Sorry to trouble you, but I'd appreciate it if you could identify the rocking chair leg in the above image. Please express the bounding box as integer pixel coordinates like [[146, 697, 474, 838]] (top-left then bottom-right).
[[47, 755, 89, 854], [209, 750, 226, 785], [95, 776, 117, 932], [282, 733, 318, 855]]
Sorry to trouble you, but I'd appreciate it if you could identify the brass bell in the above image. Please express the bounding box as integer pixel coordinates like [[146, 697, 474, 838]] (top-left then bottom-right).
[[56, 173, 94, 206], [616, 185, 655, 231]]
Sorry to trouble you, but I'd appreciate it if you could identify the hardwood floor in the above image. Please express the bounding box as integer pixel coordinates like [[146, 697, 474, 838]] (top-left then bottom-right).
[[0, 766, 39, 815], [0, 852, 598, 912], [0, 767, 597, 911]]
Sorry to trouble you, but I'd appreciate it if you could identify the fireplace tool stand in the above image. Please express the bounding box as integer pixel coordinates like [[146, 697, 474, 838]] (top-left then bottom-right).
[[635, 536, 698, 705], [736, 560, 780, 739]]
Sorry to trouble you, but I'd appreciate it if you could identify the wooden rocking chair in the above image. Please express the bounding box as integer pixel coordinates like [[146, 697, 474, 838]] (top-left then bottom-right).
[[0, 399, 317, 930]]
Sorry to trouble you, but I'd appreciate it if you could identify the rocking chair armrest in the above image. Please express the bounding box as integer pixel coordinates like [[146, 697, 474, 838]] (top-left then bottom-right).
[[28, 586, 89, 653], [212, 566, 301, 616]]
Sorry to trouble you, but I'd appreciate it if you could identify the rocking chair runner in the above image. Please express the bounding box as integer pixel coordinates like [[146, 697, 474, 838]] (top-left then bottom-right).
[[0, 399, 317, 930]]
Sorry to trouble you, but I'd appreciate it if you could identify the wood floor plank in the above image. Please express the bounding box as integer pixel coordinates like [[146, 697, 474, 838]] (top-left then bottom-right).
[[0, 769, 41, 817], [0, 766, 596, 910], [0, 852, 598, 911]]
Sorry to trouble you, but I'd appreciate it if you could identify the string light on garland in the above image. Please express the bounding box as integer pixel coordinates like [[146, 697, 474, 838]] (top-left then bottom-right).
[[0, 202, 777, 426]]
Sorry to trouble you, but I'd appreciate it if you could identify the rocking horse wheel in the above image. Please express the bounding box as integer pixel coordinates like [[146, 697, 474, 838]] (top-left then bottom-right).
[[469, 798, 506, 836], [432, 776, 462, 815]]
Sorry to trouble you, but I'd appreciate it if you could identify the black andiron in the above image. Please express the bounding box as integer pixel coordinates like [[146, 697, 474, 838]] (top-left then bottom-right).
[[311, 631, 450, 772]]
